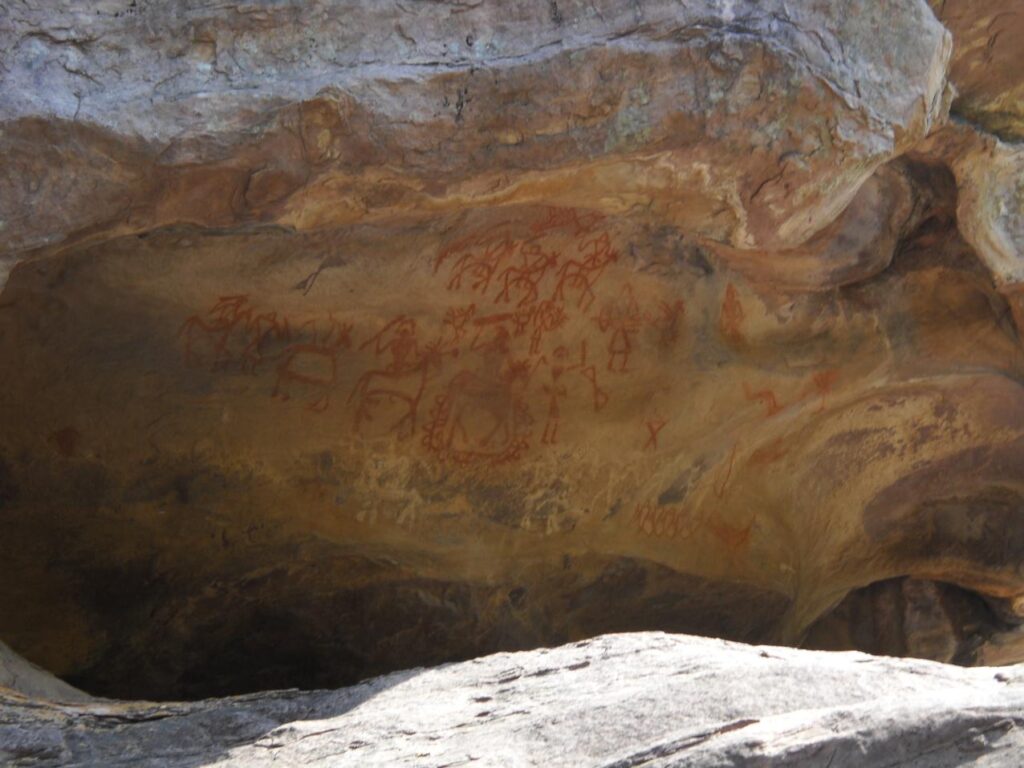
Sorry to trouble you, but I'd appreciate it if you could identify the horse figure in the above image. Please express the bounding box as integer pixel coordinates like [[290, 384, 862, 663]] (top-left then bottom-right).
[[553, 232, 618, 311], [349, 318, 452, 439]]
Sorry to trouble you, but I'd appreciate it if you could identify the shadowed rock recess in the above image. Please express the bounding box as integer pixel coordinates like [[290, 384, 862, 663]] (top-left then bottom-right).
[[1, 0, 1024, 759]]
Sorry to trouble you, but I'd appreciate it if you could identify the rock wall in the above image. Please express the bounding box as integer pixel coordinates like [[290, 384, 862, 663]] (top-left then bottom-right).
[[0, 0, 1023, 700]]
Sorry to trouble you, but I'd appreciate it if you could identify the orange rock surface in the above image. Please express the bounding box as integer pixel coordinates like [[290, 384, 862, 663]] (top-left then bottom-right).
[[0, 0, 1022, 699]]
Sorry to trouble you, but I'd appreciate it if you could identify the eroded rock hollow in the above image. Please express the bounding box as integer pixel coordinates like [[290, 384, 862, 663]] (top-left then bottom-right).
[[1, 0, 1023, 701]]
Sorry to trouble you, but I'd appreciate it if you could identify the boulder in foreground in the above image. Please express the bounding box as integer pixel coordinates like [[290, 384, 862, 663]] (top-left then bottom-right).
[[2, 632, 1024, 766]]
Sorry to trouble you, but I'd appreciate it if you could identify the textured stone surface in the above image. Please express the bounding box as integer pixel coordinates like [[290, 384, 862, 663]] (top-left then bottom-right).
[[2, 181, 1023, 698], [3, 632, 1024, 767], [804, 577, 1024, 665], [1, 0, 1024, 711], [915, 120, 1024, 343], [0, 0, 951, 259], [953, 135, 1024, 288], [0, 642, 89, 704], [929, 0, 1024, 140]]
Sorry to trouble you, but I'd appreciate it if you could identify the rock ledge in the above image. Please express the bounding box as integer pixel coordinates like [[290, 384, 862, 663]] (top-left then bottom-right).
[[3, 632, 1024, 766]]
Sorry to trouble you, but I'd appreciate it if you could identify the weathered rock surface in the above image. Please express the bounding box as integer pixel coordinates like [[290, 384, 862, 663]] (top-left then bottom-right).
[[0, 642, 89, 705], [1, 0, 1024, 714], [3, 632, 1024, 767], [0, 0, 951, 260], [929, 0, 1024, 141], [805, 577, 1024, 666], [951, 133, 1024, 328], [912, 120, 1024, 348], [3, 182, 1024, 698]]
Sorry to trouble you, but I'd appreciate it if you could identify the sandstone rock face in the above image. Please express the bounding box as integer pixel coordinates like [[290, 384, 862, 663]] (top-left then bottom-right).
[[0, 0, 951, 258], [914, 120, 1024, 373], [805, 577, 1024, 666], [929, 0, 1024, 140], [3, 633, 1024, 767], [955, 139, 1024, 281], [1, 0, 1023, 708]]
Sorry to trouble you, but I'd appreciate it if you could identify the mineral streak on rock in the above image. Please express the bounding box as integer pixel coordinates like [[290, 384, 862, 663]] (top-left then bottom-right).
[[0, 0, 1023, 716]]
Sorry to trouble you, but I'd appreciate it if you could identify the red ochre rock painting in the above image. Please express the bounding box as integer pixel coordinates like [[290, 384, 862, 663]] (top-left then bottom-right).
[[6, 0, 1024, 725], [719, 282, 746, 346], [177, 209, 686, 466]]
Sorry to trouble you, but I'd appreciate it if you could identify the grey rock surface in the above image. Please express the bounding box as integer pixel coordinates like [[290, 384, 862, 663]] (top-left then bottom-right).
[[0, 642, 90, 704], [0, 0, 950, 143], [0, 0, 951, 260], [2, 632, 1023, 767]]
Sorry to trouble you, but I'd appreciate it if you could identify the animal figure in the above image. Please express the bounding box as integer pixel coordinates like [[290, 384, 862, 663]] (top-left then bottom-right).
[[349, 318, 452, 438], [179, 295, 287, 372], [554, 232, 618, 311], [423, 359, 533, 464], [272, 316, 353, 411], [495, 242, 559, 307]]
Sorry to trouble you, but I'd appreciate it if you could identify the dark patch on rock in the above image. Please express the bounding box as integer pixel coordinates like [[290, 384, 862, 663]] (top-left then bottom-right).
[[568, 556, 789, 643], [863, 438, 1024, 553], [548, 1, 563, 26], [658, 468, 695, 505], [48, 427, 80, 457], [0, 458, 17, 510]]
